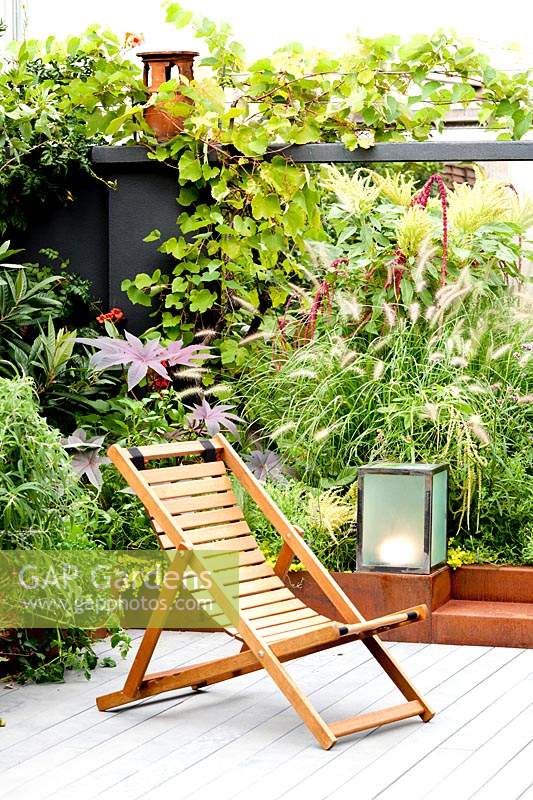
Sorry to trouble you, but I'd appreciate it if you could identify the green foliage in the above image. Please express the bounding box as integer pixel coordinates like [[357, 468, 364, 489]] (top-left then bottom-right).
[[0, 28, 147, 233], [15, 320, 119, 432], [0, 251, 119, 431], [235, 477, 357, 571], [0, 375, 97, 548], [446, 538, 500, 569], [0, 253, 61, 339], [523, 533, 533, 565], [317, 167, 532, 334], [23, 248, 95, 327], [79, 389, 188, 445], [120, 6, 533, 354], [93, 466, 155, 551], [0, 627, 131, 683], [77, 390, 191, 549], [238, 291, 532, 565], [0, 378, 135, 683]]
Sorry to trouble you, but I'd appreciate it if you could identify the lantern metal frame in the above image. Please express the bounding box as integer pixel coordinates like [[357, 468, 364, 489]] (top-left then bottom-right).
[[356, 463, 448, 575]]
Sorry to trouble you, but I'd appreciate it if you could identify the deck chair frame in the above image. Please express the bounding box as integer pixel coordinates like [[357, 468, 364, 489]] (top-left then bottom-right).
[[96, 434, 434, 749]]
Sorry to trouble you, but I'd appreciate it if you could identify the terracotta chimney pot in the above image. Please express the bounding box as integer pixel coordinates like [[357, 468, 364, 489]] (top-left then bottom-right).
[[138, 50, 199, 141]]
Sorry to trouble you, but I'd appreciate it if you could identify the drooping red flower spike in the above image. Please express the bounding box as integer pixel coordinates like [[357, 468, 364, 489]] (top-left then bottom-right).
[[410, 174, 448, 286]]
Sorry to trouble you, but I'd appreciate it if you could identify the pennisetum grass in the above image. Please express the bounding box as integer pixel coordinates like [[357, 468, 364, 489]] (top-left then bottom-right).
[[236, 288, 532, 556]]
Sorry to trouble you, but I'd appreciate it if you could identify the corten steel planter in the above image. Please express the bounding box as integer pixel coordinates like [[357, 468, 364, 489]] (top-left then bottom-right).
[[286, 569, 451, 643], [432, 565, 533, 648], [285, 564, 533, 648], [138, 50, 198, 140]]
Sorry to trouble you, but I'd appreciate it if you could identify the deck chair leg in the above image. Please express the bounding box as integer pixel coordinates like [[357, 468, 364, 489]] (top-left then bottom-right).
[[100, 549, 191, 706], [363, 637, 434, 721], [122, 627, 163, 698], [253, 643, 336, 750]]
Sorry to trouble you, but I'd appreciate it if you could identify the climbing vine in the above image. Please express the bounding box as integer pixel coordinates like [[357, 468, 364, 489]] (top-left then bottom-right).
[[0, 27, 147, 234], [119, 2, 533, 364]]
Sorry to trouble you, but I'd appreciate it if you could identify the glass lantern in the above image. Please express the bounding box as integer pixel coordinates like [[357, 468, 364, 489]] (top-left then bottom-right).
[[357, 463, 448, 574]]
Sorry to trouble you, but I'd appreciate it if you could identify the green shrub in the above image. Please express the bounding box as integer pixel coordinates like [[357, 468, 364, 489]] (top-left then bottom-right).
[[0, 375, 96, 548], [234, 477, 357, 571], [0, 377, 136, 683], [1, 30, 146, 234], [0, 246, 120, 431], [238, 292, 532, 564]]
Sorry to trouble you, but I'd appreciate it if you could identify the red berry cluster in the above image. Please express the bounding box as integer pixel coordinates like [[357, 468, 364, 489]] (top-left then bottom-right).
[[96, 307, 125, 325], [148, 360, 171, 392]]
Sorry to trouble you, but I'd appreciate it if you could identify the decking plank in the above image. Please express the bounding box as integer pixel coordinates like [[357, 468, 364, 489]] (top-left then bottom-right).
[[0, 633, 530, 800]]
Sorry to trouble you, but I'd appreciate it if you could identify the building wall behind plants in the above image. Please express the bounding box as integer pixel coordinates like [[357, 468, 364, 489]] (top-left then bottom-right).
[[14, 161, 185, 333]]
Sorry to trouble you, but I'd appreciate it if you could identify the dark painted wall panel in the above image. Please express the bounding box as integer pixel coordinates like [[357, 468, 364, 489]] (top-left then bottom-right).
[[11, 158, 181, 333], [16, 174, 109, 307], [107, 171, 181, 331]]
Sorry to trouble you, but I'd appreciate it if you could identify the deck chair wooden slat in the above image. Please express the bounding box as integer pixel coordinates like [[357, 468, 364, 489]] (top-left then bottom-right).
[[253, 607, 320, 628], [235, 576, 286, 597], [258, 615, 332, 638], [239, 587, 295, 609], [245, 598, 306, 619], [221, 550, 267, 567], [174, 506, 245, 529], [217, 563, 274, 583], [263, 622, 335, 643], [96, 434, 434, 748], [153, 475, 233, 499], [198, 535, 261, 552], [186, 523, 252, 543], [162, 490, 238, 514], [157, 533, 179, 550], [143, 461, 226, 483]]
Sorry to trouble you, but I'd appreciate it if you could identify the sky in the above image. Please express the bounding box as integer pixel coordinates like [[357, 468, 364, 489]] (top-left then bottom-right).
[[23, 0, 533, 68]]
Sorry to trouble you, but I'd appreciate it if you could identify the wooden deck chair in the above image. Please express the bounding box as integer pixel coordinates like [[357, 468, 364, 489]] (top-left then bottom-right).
[[96, 434, 434, 749]]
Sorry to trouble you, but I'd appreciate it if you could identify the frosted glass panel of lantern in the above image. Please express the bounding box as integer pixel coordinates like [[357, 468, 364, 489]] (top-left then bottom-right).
[[361, 473, 426, 569], [431, 469, 447, 567]]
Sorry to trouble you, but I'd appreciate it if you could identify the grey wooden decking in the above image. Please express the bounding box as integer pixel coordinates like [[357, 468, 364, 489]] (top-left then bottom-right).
[[0, 631, 531, 799]]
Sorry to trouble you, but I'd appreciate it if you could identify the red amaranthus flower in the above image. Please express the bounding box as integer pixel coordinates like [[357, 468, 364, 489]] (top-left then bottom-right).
[[273, 258, 349, 363], [387, 174, 449, 297], [410, 174, 448, 286]]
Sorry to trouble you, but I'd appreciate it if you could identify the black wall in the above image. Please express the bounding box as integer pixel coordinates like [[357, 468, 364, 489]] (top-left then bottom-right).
[[16, 146, 182, 333]]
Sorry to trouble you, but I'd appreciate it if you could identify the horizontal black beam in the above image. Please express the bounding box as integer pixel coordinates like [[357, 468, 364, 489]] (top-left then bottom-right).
[[267, 140, 533, 162], [92, 140, 533, 166]]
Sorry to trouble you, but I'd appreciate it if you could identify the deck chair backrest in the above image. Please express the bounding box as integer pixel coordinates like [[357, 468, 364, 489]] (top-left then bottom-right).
[[108, 435, 371, 626], [108, 436, 295, 627]]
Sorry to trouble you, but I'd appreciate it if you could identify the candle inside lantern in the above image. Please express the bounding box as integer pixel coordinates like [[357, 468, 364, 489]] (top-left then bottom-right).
[[378, 535, 420, 568]]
